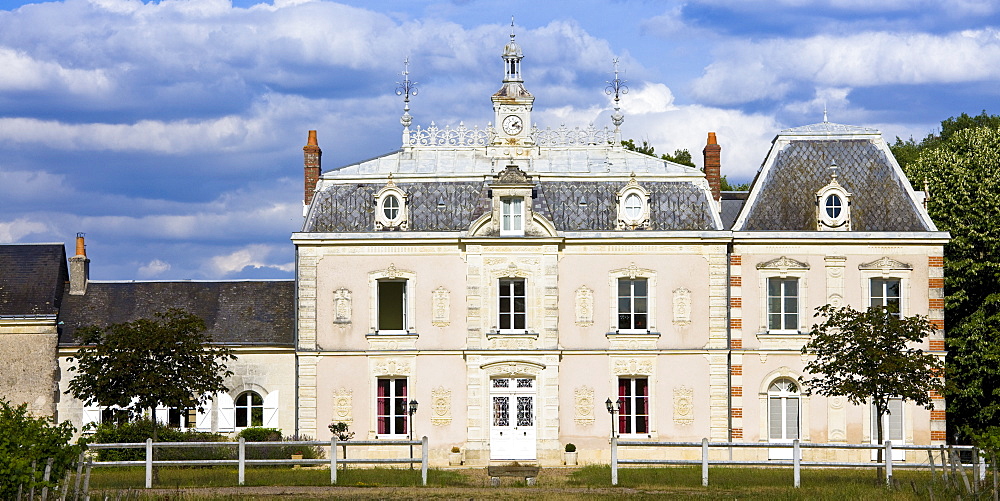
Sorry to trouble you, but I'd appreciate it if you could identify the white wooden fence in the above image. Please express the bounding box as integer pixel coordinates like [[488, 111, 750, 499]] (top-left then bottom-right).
[[88, 436, 429, 488], [611, 437, 980, 488]]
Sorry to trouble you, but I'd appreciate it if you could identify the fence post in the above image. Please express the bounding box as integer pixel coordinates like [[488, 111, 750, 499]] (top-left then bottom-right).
[[885, 441, 892, 486], [793, 439, 800, 488], [974, 447, 981, 488], [238, 437, 245, 486], [145, 438, 152, 489], [702, 438, 709, 487], [421, 436, 428, 486], [611, 437, 618, 486], [41, 457, 53, 501], [330, 438, 337, 485]]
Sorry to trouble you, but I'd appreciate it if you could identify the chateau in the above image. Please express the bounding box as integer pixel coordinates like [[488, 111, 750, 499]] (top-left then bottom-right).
[[0, 32, 947, 465]]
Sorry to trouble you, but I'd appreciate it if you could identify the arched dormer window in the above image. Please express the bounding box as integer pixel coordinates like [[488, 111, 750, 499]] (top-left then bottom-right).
[[374, 174, 408, 231], [816, 163, 851, 231], [616, 175, 650, 230]]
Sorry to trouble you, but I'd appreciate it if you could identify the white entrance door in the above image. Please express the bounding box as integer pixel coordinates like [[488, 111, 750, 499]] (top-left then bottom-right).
[[489, 377, 536, 460]]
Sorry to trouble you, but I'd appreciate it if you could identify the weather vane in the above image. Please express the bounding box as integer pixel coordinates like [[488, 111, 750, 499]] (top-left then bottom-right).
[[396, 57, 418, 128], [606, 57, 629, 131]]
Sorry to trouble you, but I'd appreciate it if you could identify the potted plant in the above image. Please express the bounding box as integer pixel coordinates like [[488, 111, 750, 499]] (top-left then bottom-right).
[[449, 446, 463, 466], [564, 443, 578, 466]]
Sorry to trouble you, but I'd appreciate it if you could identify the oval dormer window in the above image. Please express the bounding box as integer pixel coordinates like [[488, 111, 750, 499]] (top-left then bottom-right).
[[824, 194, 842, 219], [624, 193, 643, 220], [383, 194, 400, 221]]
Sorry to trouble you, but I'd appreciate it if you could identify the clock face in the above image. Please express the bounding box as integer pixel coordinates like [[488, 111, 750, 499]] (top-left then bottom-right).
[[502, 115, 523, 135]]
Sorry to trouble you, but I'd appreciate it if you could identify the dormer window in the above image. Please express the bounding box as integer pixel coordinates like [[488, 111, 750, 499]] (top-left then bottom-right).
[[616, 176, 651, 230], [816, 163, 851, 231], [501, 196, 524, 236], [374, 175, 408, 231]]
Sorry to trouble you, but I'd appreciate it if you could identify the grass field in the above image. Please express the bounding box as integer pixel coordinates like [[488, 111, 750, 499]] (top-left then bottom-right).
[[86, 464, 990, 500]]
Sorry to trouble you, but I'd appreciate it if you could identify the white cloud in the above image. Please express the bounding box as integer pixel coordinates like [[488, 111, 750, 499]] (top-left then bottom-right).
[[137, 258, 171, 278], [0, 47, 112, 95], [693, 29, 1000, 105], [0, 218, 50, 242], [206, 244, 293, 277]]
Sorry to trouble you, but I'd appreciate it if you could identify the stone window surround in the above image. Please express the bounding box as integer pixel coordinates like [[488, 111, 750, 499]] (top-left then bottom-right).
[[859, 257, 913, 317], [755, 257, 810, 335], [373, 179, 408, 231], [368, 265, 417, 335], [615, 177, 651, 230], [758, 368, 811, 442], [608, 264, 657, 334]]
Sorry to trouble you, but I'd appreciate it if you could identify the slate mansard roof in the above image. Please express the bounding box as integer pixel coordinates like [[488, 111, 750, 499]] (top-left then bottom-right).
[[734, 122, 936, 232], [302, 144, 722, 233], [58, 280, 295, 346], [0, 244, 67, 318]]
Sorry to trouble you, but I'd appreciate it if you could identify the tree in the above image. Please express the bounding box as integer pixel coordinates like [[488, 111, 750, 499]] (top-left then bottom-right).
[[66, 308, 235, 476], [891, 110, 1000, 170], [0, 398, 85, 498], [621, 139, 696, 167], [799, 304, 943, 478], [720, 174, 750, 191], [902, 124, 1000, 441]]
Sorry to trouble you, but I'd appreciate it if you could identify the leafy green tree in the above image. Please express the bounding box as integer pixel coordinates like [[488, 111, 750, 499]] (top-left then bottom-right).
[[720, 175, 750, 191], [621, 139, 696, 167], [891, 110, 1000, 170], [66, 309, 235, 468], [902, 125, 1000, 441], [0, 398, 85, 497], [800, 305, 943, 477]]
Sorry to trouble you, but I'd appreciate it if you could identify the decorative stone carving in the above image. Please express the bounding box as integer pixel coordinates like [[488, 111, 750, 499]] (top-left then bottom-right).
[[575, 286, 594, 327], [431, 387, 452, 426], [626, 263, 640, 279], [613, 358, 654, 376], [574, 386, 595, 425], [493, 164, 532, 184], [859, 257, 913, 277], [482, 361, 543, 377], [432, 287, 450, 327], [486, 335, 536, 350], [673, 287, 692, 325], [333, 288, 351, 324], [756, 256, 809, 277], [385, 263, 399, 279], [373, 358, 412, 376], [332, 388, 353, 425], [673, 386, 694, 425], [606, 333, 660, 350]]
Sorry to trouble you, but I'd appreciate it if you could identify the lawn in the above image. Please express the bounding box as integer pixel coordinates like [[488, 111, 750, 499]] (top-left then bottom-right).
[[86, 465, 987, 500]]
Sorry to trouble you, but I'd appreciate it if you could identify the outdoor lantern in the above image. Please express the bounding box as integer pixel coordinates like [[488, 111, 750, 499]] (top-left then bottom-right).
[[408, 399, 418, 416], [606, 397, 614, 414]]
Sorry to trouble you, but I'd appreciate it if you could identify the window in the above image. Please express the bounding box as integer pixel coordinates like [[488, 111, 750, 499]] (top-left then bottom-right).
[[767, 278, 799, 332], [378, 280, 407, 332], [501, 197, 524, 236], [871, 278, 901, 316], [617, 377, 649, 434], [824, 194, 842, 218], [768, 379, 800, 441], [377, 378, 408, 435], [235, 391, 263, 428], [168, 405, 197, 429], [617, 278, 648, 331], [624, 193, 643, 220], [498, 278, 526, 331], [382, 194, 400, 221], [100, 408, 130, 426], [873, 398, 903, 443]]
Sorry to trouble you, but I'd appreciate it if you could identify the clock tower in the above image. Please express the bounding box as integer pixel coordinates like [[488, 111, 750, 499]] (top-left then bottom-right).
[[491, 24, 534, 148]]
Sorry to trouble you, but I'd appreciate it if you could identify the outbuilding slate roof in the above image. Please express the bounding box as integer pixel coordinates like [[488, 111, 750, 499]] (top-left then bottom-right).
[[736, 124, 934, 232], [0, 244, 67, 317], [58, 281, 294, 346]]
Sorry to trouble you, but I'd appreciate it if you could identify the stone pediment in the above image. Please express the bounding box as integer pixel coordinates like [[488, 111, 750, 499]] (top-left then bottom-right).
[[493, 165, 532, 185], [756, 256, 810, 271], [859, 257, 912, 271]]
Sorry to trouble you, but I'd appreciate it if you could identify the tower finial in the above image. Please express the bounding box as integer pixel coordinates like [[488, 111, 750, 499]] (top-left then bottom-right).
[[823, 103, 828, 123], [606, 57, 628, 134], [829, 159, 838, 179], [396, 57, 418, 129], [510, 15, 515, 40]]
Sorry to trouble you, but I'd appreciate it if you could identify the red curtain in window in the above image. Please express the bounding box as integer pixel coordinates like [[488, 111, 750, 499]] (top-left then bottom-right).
[[618, 378, 628, 433], [377, 380, 388, 434]]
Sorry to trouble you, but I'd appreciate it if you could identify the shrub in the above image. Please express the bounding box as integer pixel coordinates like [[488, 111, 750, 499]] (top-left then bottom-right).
[[89, 419, 233, 461], [451, 446, 461, 453], [0, 398, 86, 498], [565, 443, 576, 453], [237, 427, 282, 442]]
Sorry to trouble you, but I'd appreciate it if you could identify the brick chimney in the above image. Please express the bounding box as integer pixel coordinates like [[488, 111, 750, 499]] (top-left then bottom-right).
[[303, 130, 322, 206], [703, 132, 721, 202], [68, 232, 89, 295]]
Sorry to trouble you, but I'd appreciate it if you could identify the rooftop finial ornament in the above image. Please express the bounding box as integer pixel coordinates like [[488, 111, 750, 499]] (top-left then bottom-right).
[[606, 57, 628, 133], [823, 103, 829, 123], [396, 57, 418, 129], [829, 159, 838, 179]]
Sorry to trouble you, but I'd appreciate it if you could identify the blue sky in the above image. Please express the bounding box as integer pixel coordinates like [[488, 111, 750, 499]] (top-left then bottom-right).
[[0, 0, 997, 280]]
